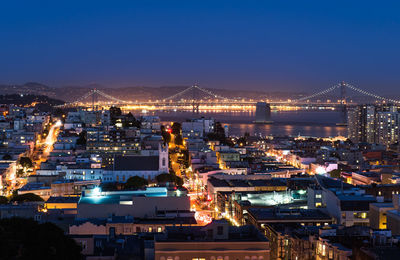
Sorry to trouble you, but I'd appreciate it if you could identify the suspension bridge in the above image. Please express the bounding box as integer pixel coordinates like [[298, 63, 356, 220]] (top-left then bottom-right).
[[56, 82, 400, 114]]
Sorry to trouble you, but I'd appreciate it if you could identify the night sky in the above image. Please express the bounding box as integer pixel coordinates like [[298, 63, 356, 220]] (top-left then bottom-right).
[[1, 1, 400, 93]]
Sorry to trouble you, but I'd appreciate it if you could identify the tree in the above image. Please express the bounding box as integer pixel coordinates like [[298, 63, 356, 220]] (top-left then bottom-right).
[[124, 176, 148, 190], [329, 169, 341, 179], [2, 154, 12, 160], [100, 182, 119, 191], [175, 134, 183, 146], [10, 193, 44, 203], [110, 106, 122, 125], [18, 156, 33, 169], [160, 125, 171, 144], [110, 106, 122, 117], [0, 217, 82, 259], [123, 112, 141, 128], [0, 196, 8, 204], [171, 122, 182, 135], [207, 121, 232, 145], [237, 132, 250, 146], [156, 173, 184, 186], [76, 130, 87, 145]]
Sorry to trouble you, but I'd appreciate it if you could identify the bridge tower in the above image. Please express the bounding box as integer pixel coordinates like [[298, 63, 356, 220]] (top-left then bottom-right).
[[192, 84, 200, 115], [338, 82, 347, 126], [91, 89, 98, 111]]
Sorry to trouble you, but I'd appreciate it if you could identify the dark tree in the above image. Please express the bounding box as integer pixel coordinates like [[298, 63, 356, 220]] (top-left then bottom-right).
[[110, 106, 122, 125], [100, 182, 124, 191], [160, 125, 171, 144], [175, 134, 183, 146], [0, 217, 82, 259], [10, 193, 44, 203], [110, 106, 122, 117], [329, 169, 341, 179], [124, 176, 148, 190], [181, 149, 190, 168], [76, 130, 87, 145], [171, 122, 182, 136], [207, 121, 232, 146], [2, 154, 12, 160], [124, 112, 141, 128], [18, 156, 33, 168], [0, 196, 8, 204], [156, 173, 184, 186]]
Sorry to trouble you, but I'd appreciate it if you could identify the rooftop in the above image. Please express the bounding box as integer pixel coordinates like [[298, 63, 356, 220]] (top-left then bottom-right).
[[78, 187, 170, 205], [208, 177, 286, 188], [248, 208, 332, 221], [46, 196, 80, 204], [156, 220, 267, 242], [107, 155, 159, 171]]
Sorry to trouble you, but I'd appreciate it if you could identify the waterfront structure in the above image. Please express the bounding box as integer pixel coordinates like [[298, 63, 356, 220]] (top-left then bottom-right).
[[254, 102, 272, 124]]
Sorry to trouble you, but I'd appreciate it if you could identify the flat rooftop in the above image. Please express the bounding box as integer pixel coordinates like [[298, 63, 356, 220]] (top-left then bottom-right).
[[208, 177, 286, 188], [156, 223, 267, 242], [78, 187, 177, 205], [248, 208, 332, 221]]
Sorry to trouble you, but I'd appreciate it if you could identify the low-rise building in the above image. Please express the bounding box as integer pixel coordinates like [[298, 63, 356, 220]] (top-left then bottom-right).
[[77, 187, 190, 219], [154, 220, 270, 260]]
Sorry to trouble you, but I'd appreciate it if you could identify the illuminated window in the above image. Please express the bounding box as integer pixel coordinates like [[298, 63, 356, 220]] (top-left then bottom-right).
[[315, 202, 322, 207], [148, 227, 153, 232], [157, 226, 162, 232]]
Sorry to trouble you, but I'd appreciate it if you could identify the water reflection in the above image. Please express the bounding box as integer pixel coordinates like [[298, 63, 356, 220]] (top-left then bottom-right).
[[127, 109, 347, 138], [224, 123, 346, 138]]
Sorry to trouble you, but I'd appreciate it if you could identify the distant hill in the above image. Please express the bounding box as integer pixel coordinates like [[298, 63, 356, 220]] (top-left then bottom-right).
[[0, 94, 64, 112], [0, 82, 307, 102]]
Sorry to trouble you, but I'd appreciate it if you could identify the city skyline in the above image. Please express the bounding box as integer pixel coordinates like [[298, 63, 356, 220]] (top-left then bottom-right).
[[3, 2, 400, 259], [1, 1, 400, 93]]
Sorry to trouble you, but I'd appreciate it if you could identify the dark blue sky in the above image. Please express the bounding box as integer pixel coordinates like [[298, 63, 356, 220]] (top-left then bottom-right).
[[1, 1, 400, 93]]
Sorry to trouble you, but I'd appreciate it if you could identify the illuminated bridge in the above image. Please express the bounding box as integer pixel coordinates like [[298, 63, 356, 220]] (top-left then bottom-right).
[[56, 82, 400, 110]]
